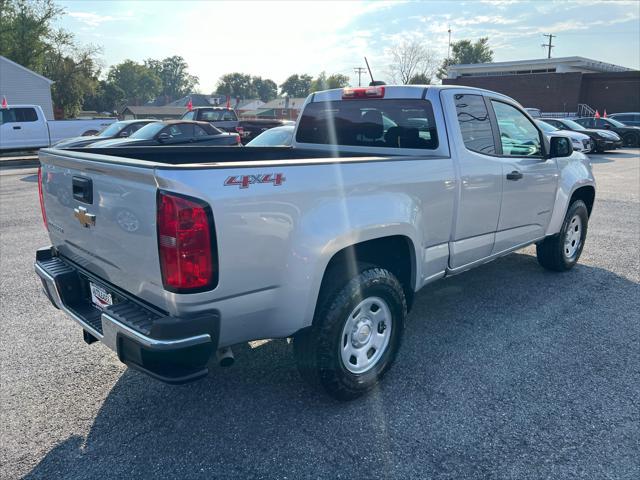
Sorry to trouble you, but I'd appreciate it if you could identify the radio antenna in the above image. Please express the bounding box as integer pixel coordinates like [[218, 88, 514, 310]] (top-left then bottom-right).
[[364, 57, 385, 86]]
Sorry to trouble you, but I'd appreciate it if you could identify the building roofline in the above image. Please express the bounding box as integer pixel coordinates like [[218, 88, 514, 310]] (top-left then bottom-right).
[[0, 55, 54, 84], [450, 56, 633, 71]]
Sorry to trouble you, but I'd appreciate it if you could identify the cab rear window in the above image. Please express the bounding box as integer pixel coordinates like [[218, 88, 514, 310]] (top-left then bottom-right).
[[296, 99, 438, 149]]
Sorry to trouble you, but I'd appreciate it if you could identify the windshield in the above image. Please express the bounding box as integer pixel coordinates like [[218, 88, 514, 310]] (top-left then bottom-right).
[[536, 120, 558, 133], [562, 119, 585, 130], [606, 118, 626, 128], [199, 109, 237, 122], [129, 122, 165, 139], [97, 122, 125, 137], [247, 126, 294, 146]]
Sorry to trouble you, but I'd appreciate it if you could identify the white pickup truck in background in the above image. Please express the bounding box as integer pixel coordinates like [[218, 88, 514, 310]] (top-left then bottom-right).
[[0, 104, 115, 152]]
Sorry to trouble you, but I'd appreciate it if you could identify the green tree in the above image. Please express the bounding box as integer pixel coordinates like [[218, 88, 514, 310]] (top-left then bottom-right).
[[251, 76, 278, 102], [83, 80, 126, 114], [280, 74, 313, 97], [310, 72, 350, 92], [408, 73, 431, 85], [0, 0, 64, 72], [107, 60, 161, 105], [437, 37, 493, 79], [215, 73, 256, 99], [144, 56, 199, 103]]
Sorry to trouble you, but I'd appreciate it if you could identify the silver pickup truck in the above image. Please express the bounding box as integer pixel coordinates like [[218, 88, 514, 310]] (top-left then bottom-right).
[[35, 85, 595, 400]]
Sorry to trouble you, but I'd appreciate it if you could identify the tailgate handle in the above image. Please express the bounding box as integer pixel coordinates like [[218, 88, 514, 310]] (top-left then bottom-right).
[[72, 176, 93, 204]]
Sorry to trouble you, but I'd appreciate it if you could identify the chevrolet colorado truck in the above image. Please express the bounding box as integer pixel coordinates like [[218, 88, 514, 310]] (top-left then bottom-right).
[[35, 85, 596, 400]]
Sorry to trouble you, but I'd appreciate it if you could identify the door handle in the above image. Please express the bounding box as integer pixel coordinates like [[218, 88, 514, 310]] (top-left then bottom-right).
[[506, 170, 523, 181], [13, 126, 21, 130]]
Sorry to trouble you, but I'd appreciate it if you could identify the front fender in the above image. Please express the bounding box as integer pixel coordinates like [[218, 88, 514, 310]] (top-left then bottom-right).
[[545, 152, 595, 236]]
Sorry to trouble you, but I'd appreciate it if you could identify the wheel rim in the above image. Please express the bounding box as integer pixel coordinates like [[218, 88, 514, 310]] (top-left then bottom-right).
[[340, 296, 392, 374], [564, 214, 582, 259]]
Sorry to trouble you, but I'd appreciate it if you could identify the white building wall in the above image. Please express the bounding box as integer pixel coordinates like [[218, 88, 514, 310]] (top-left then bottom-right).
[[0, 56, 54, 120]]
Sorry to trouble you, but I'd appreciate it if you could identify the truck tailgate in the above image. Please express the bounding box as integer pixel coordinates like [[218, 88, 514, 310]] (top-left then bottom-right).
[[39, 149, 165, 307]]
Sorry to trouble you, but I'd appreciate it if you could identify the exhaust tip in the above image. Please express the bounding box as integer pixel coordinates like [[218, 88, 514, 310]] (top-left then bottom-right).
[[216, 346, 234, 367]]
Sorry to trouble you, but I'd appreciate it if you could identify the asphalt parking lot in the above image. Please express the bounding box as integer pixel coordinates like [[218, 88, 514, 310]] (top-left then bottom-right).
[[1, 150, 639, 480]]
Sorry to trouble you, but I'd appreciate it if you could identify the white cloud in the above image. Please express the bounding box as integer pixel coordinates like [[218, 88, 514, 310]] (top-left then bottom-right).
[[69, 11, 133, 27]]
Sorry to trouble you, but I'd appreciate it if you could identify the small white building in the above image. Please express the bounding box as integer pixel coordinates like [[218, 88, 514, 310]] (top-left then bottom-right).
[[0, 56, 55, 120]]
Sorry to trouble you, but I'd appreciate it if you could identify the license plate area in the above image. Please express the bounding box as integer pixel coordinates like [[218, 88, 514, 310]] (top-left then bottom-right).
[[90, 281, 113, 309]]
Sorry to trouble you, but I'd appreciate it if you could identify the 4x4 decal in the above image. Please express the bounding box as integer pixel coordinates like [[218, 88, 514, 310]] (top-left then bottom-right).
[[224, 173, 285, 189]]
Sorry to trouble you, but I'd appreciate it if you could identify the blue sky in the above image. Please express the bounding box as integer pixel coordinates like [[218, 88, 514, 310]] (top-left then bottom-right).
[[57, 0, 640, 93]]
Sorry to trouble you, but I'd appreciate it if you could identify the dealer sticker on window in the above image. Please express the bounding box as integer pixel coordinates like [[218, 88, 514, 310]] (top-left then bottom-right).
[[90, 282, 113, 309]]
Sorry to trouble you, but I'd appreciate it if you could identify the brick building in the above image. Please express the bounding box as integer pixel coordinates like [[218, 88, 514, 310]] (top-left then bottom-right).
[[443, 57, 639, 114]]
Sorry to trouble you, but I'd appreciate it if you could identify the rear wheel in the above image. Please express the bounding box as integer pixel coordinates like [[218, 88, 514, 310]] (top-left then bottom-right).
[[536, 200, 589, 271], [293, 265, 406, 400], [622, 133, 638, 148]]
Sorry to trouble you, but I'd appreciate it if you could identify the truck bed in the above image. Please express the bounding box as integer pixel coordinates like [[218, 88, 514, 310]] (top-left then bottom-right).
[[62, 145, 388, 166]]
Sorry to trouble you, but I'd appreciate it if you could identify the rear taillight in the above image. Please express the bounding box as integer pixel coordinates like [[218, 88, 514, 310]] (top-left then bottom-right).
[[38, 167, 48, 230], [157, 191, 217, 292], [235, 126, 244, 135]]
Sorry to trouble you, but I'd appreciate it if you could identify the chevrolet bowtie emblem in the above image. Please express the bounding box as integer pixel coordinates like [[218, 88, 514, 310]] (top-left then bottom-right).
[[74, 206, 96, 228]]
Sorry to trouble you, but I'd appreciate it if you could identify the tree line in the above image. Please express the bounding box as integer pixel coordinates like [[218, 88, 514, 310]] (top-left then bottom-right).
[[0, 0, 493, 117]]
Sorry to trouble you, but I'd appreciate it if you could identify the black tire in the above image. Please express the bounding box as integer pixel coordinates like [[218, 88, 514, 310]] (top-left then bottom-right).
[[622, 133, 638, 148], [536, 200, 589, 271], [293, 264, 407, 401]]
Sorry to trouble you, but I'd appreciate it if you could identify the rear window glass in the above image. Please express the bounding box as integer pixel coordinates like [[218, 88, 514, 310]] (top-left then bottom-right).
[[296, 99, 438, 149], [199, 109, 237, 122]]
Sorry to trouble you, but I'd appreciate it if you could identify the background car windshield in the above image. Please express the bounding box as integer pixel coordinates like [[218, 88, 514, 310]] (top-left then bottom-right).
[[130, 123, 165, 139], [248, 126, 294, 146], [98, 122, 125, 137], [200, 110, 238, 121], [606, 118, 626, 127], [562, 119, 586, 130], [536, 120, 558, 133], [296, 99, 438, 149]]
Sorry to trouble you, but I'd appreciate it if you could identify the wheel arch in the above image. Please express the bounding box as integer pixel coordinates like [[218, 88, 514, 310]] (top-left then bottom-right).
[[569, 185, 596, 217], [314, 235, 417, 321]]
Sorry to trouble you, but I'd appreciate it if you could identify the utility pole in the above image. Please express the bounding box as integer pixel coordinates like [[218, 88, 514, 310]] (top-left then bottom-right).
[[542, 33, 555, 59], [447, 25, 452, 61], [353, 67, 367, 87]]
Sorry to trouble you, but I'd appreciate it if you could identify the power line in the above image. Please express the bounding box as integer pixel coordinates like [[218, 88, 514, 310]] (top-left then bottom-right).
[[353, 67, 367, 87], [542, 33, 556, 59]]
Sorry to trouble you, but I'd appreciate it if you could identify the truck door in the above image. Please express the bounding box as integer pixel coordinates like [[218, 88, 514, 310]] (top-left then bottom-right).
[[445, 92, 503, 269], [488, 100, 558, 253], [1, 107, 48, 150]]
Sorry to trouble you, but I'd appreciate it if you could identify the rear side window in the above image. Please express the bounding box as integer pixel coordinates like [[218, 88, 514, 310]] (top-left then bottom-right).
[[296, 99, 438, 149], [454, 94, 496, 154], [0, 108, 37, 123]]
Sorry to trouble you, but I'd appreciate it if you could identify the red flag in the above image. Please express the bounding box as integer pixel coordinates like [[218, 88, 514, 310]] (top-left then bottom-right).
[[226, 95, 231, 109], [1, 96, 7, 109], [603, 109, 607, 118], [594, 110, 600, 119], [186, 97, 193, 111]]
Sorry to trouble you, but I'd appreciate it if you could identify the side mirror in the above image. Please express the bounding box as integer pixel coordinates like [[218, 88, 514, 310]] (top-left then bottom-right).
[[119, 131, 129, 137], [549, 136, 573, 158], [157, 132, 170, 142]]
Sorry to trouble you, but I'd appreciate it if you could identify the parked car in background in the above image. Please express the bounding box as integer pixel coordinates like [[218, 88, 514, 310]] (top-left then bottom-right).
[[535, 120, 592, 153], [246, 124, 295, 147], [574, 117, 640, 147], [525, 107, 541, 118], [183, 107, 295, 144], [607, 112, 640, 127], [237, 119, 295, 144], [87, 120, 240, 148], [53, 119, 158, 149], [0, 104, 116, 152], [541, 118, 623, 153]]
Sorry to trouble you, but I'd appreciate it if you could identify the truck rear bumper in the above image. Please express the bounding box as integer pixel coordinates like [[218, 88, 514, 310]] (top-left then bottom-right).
[[35, 247, 219, 384]]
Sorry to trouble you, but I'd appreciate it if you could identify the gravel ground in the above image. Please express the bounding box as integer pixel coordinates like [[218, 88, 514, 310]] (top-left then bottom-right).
[[1, 150, 639, 480]]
